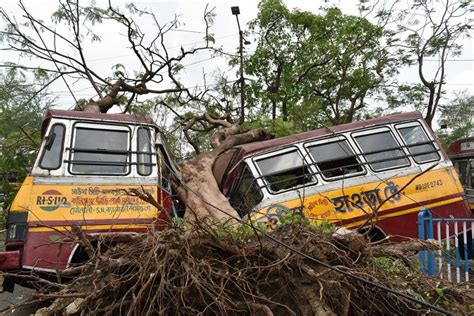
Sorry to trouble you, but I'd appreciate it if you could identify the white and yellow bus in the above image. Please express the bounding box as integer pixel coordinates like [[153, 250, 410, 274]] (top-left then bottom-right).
[[215, 112, 471, 241], [0, 110, 177, 291]]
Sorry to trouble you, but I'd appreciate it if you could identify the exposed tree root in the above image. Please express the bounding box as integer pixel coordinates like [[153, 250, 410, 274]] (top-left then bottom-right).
[[2, 223, 472, 315]]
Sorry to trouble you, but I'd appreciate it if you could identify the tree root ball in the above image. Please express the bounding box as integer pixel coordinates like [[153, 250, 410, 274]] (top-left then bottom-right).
[[4, 222, 471, 316]]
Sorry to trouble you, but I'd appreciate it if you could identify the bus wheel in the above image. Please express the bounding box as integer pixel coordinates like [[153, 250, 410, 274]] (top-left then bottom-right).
[[358, 226, 386, 243], [69, 243, 94, 267], [69, 239, 120, 267]]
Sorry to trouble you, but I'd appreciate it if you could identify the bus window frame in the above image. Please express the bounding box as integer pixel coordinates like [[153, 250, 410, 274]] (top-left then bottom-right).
[[351, 127, 411, 173], [156, 145, 172, 192], [137, 127, 153, 176], [251, 146, 317, 195], [67, 122, 132, 176], [39, 123, 66, 171], [394, 121, 440, 165], [228, 162, 264, 217], [304, 135, 366, 181]]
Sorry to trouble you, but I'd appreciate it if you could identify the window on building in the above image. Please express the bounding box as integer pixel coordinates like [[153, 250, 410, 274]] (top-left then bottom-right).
[[354, 130, 409, 171], [397, 124, 439, 164], [70, 127, 129, 174], [137, 128, 153, 176], [255, 149, 314, 193], [229, 164, 263, 217], [40, 124, 65, 170], [307, 139, 363, 178]]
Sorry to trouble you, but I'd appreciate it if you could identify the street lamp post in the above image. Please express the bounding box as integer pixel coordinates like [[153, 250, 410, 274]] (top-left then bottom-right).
[[231, 6, 245, 124]]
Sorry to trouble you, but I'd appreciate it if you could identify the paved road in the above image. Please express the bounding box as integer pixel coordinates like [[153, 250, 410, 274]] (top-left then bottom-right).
[[0, 282, 38, 315]]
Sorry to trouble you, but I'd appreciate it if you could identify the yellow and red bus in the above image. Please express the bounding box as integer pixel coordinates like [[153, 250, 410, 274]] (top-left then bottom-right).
[[215, 112, 471, 241], [0, 110, 177, 291], [447, 133, 474, 211]]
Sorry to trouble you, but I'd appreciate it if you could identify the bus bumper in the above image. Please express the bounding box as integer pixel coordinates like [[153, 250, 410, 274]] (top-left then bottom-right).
[[0, 250, 20, 270]]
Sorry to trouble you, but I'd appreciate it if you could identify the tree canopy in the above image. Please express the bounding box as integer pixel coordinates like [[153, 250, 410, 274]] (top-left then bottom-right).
[[437, 91, 474, 147], [244, 0, 397, 130], [1, 0, 471, 146], [0, 0, 216, 115], [381, 0, 471, 126]]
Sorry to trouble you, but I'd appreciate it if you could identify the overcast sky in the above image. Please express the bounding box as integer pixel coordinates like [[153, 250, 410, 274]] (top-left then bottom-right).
[[1, 0, 473, 122]]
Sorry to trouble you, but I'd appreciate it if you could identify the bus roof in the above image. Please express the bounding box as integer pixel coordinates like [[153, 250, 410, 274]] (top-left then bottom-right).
[[447, 136, 474, 159], [233, 111, 423, 161], [217, 111, 426, 195], [41, 109, 154, 137]]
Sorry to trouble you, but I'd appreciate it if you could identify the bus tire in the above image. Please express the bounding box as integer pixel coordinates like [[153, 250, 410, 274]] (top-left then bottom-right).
[[69, 243, 94, 267], [358, 226, 386, 242]]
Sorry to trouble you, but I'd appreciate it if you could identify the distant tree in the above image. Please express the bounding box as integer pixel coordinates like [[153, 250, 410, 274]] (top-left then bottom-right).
[[0, 69, 50, 208], [244, 0, 398, 129], [437, 91, 474, 147], [383, 0, 471, 127]]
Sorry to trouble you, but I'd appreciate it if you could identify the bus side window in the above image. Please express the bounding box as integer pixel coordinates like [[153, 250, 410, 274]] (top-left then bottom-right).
[[229, 164, 263, 217], [307, 139, 363, 179], [354, 130, 409, 171], [397, 124, 440, 164], [137, 128, 152, 176], [40, 124, 65, 170], [255, 149, 314, 193]]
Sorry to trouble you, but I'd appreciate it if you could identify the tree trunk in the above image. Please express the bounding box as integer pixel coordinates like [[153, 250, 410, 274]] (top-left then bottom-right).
[[424, 86, 436, 127], [174, 153, 240, 223], [173, 127, 271, 222]]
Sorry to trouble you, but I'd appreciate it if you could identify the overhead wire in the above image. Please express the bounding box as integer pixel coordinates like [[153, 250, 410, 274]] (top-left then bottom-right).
[[86, 33, 238, 63], [49, 79, 238, 100], [48, 53, 236, 105], [169, 29, 204, 34]]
